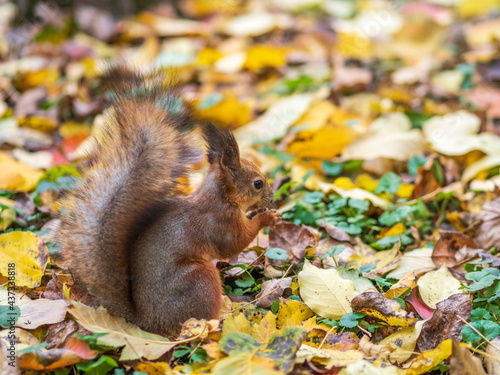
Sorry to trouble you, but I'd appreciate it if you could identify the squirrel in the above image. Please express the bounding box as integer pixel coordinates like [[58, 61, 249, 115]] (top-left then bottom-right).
[[58, 69, 281, 337]]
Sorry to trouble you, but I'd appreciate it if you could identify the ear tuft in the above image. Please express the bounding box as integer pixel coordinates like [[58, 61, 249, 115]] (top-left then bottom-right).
[[202, 122, 240, 167]]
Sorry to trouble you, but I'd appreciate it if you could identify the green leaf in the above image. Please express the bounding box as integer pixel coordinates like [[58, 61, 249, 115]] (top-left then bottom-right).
[[348, 198, 369, 212], [76, 355, 118, 375], [470, 308, 491, 321], [408, 156, 427, 176], [265, 248, 288, 261], [339, 312, 365, 328], [321, 161, 343, 176], [462, 320, 500, 346], [302, 191, 324, 204], [235, 273, 255, 288], [271, 299, 280, 314], [374, 172, 401, 194], [0, 305, 20, 327], [467, 275, 499, 292], [275, 181, 297, 199], [321, 245, 346, 260]]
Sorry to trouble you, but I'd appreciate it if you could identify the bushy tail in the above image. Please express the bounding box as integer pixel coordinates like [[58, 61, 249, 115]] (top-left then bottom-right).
[[59, 68, 200, 319]]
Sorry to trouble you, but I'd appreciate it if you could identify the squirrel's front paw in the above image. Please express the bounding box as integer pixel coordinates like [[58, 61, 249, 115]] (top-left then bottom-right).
[[259, 209, 281, 227]]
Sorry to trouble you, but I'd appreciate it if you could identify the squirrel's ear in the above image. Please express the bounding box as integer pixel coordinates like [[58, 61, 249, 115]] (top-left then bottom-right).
[[203, 122, 240, 170]]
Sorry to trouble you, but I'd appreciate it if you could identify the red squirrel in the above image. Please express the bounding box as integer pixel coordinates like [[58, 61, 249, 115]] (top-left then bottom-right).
[[59, 69, 281, 336]]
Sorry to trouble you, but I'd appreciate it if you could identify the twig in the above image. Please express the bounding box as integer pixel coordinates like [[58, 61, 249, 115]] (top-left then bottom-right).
[[356, 324, 372, 337], [317, 325, 336, 351]]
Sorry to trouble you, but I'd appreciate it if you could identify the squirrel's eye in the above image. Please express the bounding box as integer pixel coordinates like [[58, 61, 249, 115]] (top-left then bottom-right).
[[254, 180, 263, 189]]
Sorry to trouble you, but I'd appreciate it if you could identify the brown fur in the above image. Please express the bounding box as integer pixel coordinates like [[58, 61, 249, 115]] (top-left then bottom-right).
[[59, 69, 280, 337]]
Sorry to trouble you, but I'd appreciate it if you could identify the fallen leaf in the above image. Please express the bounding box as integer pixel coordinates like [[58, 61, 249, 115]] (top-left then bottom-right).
[[386, 248, 435, 279], [417, 265, 466, 309], [339, 358, 405, 375], [350, 246, 401, 278], [380, 320, 425, 364], [18, 337, 98, 371], [342, 113, 425, 162], [251, 311, 278, 345], [222, 312, 252, 336], [268, 222, 317, 264], [295, 345, 364, 369], [351, 292, 418, 328], [298, 260, 358, 320], [407, 339, 452, 375], [432, 231, 478, 267], [68, 302, 209, 361], [384, 271, 417, 299], [234, 94, 313, 143], [416, 293, 472, 351], [255, 278, 292, 309], [0, 231, 49, 288], [276, 299, 314, 329], [475, 197, 500, 250], [0, 151, 44, 192]]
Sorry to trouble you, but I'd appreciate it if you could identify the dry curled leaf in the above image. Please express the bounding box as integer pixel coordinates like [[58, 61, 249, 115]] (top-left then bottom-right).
[[416, 293, 472, 352]]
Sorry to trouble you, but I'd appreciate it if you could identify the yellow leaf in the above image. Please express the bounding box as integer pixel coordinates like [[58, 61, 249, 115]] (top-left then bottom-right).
[[59, 122, 92, 138], [0, 197, 16, 231], [136, 362, 175, 375], [18, 116, 57, 132], [334, 177, 356, 190], [276, 299, 314, 329], [287, 101, 358, 159], [417, 265, 466, 309], [350, 246, 401, 278], [243, 45, 286, 72], [381, 223, 406, 238], [335, 32, 374, 60], [0, 231, 49, 288], [355, 174, 378, 192], [397, 183, 414, 198], [15, 67, 60, 91], [296, 345, 363, 369], [380, 321, 424, 364], [384, 271, 417, 299], [251, 311, 278, 345], [198, 47, 223, 65], [0, 151, 43, 192], [298, 260, 358, 320], [212, 352, 283, 375], [197, 96, 252, 128], [407, 339, 452, 375], [458, 0, 500, 17], [222, 312, 252, 335]]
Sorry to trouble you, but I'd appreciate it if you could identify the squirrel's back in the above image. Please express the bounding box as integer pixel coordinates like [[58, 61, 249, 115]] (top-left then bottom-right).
[[59, 69, 200, 321]]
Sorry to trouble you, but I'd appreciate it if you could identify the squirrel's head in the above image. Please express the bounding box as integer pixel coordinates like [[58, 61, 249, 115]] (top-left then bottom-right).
[[203, 123, 276, 213]]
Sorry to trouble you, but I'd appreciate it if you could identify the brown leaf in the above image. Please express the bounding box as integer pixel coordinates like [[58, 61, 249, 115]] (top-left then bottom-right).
[[351, 292, 417, 327], [323, 223, 354, 244], [449, 341, 487, 375], [432, 231, 478, 267], [19, 337, 98, 371], [268, 222, 317, 264], [255, 277, 292, 308], [417, 293, 472, 352], [475, 197, 500, 250], [412, 155, 442, 199], [44, 320, 90, 349]]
